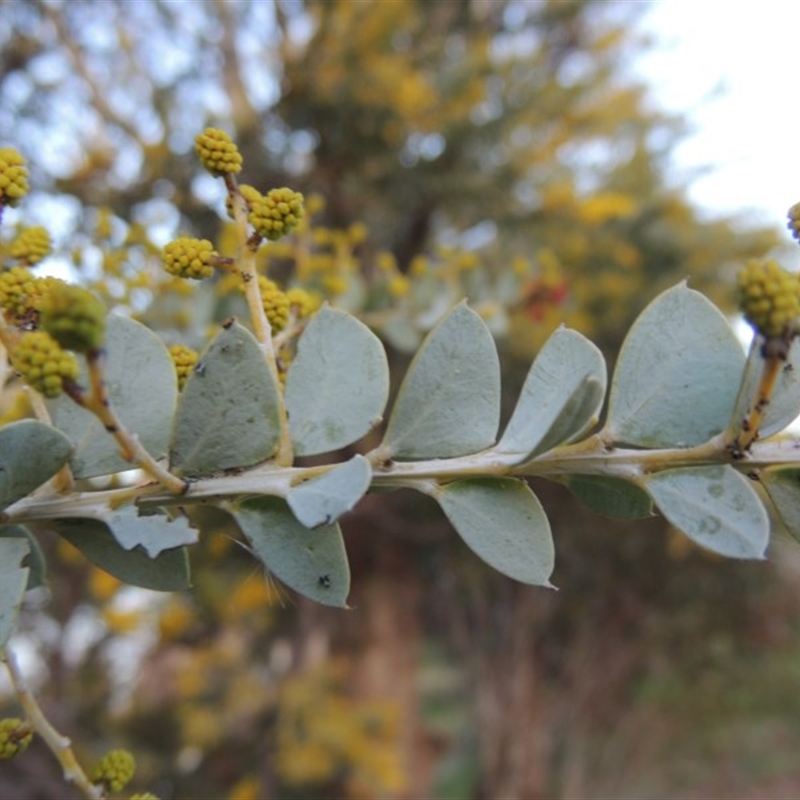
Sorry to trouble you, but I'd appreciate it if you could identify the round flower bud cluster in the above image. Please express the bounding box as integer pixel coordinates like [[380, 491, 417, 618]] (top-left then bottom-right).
[[0, 268, 68, 326], [788, 202, 800, 243], [162, 238, 217, 280], [225, 184, 261, 220], [0, 148, 29, 208], [0, 718, 33, 760], [248, 188, 305, 241], [91, 748, 136, 793], [40, 283, 106, 353], [10, 331, 80, 398], [738, 259, 800, 338], [259, 276, 290, 334], [194, 128, 242, 176], [9, 226, 52, 265], [286, 287, 317, 319], [169, 344, 199, 390], [0, 266, 38, 320]]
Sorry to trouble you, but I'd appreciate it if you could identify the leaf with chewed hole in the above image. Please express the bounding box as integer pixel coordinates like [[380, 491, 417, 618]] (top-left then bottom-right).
[[54, 518, 191, 591], [0, 526, 46, 589]]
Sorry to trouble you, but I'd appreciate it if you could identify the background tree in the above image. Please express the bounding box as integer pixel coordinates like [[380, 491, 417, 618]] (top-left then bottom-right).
[[1, 1, 795, 798]]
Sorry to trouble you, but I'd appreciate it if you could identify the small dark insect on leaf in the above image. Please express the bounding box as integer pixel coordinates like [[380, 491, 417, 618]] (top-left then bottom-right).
[[194, 361, 206, 376], [222, 317, 235, 329], [317, 574, 331, 589]]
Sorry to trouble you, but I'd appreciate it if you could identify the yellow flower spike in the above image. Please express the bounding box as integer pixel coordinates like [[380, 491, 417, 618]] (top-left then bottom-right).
[[376, 251, 397, 273], [169, 344, 199, 390], [9, 226, 52, 265], [305, 193, 326, 216], [312, 227, 333, 247], [0, 718, 33, 760], [91, 748, 136, 793], [458, 252, 479, 270], [39, 283, 106, 353], [347, 221, 368, 245], [248, 188, 305, 241], [388, 274, 410, 298], [409, 255, 428, 277], [194, 128, 242, 177], [285, 287, 316, 319], [10, 331, 80, 398], [258, 276, 291, 334], [738, 259, 800, 339], [322, 274, 347, 296], [0, 148, 29, 207], [162, 237, 217, 280]]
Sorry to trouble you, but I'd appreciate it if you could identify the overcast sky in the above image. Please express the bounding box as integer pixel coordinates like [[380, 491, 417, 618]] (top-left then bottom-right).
[[635, 0, 797, 235]]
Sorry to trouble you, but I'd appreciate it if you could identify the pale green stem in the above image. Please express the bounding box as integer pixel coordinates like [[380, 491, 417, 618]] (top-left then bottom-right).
[[3, 647, 103, 800], [223, 173, 294, 466], [6, 434, 800, 528]]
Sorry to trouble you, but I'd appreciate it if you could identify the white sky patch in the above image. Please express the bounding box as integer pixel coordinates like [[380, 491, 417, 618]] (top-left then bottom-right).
[[635, 0, 799, 231]]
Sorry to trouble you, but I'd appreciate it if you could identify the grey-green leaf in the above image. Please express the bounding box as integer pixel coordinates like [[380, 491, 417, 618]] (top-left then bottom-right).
[[379, 315, 423, 353], [103, 505, 198, 557], [49, 315, 178, 479], [729, 335, 800, 440], [434, 478, 554, 587], [0, 538, 29, 647], [231, 496, 350, 607], [0, 525, 46, 589], [170, 321, 281, 477], [566, 475, 653, 519], [761, 468, 800, 542], [604, 283, 745, 447], [383, 303, 501, 459], [0, 420, 72, 511], [285, 306, 389, 456], [497, 327, 606, 462], [287, 454, 372, 528], [54, 518, 191, 591], [645, 465, 768, 559]]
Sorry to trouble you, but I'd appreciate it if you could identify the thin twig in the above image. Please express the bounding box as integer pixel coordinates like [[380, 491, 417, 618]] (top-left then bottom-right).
[[63, 350, 186, 494], [222, 174, 294, 465], [3, 646, 103, 800], [732, 351, 784, 455]]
